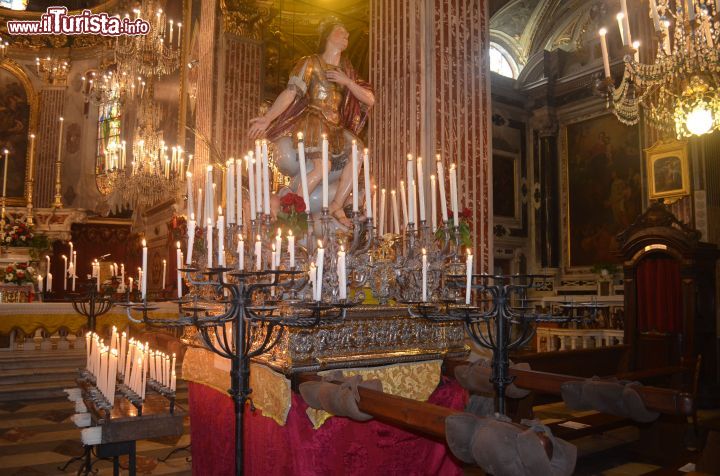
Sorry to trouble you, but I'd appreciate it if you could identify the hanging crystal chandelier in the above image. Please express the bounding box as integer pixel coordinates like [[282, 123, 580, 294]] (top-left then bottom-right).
[[115, 0, 181, 80], [81, 67, 146, 107], [112, 82, 186, 209], [600, 0, 720, 138]]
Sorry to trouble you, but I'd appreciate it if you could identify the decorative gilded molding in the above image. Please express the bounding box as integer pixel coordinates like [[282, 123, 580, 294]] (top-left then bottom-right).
[[220, 0, 272, 41]]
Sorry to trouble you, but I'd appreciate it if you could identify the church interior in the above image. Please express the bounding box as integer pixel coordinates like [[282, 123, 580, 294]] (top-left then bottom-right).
[[1, 0, 720, 474]]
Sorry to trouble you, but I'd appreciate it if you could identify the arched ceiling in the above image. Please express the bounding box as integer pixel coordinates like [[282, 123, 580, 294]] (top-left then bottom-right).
[[490, 0, 609, 75]]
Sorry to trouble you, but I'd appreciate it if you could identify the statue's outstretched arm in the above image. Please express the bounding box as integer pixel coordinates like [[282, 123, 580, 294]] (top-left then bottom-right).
[[248, 88, 296, 140]]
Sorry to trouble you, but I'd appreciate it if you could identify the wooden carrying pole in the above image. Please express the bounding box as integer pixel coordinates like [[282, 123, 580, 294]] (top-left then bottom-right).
[[442, 359, 694, 416]]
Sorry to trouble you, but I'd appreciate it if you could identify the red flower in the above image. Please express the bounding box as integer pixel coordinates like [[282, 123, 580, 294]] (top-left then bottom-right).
[[280, 193, 306, 214], [5, 265, 12, 273], [447, 207, 473, 222]]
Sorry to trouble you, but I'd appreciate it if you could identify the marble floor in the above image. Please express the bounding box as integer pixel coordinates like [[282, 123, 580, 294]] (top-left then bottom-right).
[[0, 389, 191, 475]]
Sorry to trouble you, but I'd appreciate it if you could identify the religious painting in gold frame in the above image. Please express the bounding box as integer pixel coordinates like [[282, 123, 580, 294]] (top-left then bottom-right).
[[560, 111, 641, 271], [645, 140, 690, 202], [0, 59, 38, 207]]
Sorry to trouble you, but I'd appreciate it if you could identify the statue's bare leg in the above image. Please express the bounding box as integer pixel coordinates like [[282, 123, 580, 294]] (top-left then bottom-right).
[[329, 160, 354, 227], [299, 158, 323, 208]]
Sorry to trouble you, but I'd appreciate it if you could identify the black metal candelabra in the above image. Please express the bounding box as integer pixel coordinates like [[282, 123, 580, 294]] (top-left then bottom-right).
[[408, 274, 602, 415], [65, 277, 114, 333], [122, 256, 358, 476]]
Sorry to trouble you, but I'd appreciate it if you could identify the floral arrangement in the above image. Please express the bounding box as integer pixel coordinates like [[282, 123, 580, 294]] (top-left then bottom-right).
[[1, 262, 38, 285], [2, 217, 34, 247], [436, 207, 473, 248], [274, 193, 308, 237]]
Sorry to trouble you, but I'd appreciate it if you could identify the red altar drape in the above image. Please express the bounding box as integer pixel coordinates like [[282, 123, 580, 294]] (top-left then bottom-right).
[[636, 256, 682, 333], [188, 377, 466, 476]]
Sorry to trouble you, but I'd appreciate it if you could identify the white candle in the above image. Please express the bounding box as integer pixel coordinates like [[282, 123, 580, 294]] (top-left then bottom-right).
[[44, 255, 50, 291], [128, 277, 133, 292], [632, 40, 640, 62], [2, 149, 9, 201], [599, 28, 611, 78], [56, 117, 64, 164], [379, 189, 386, 236], [177, 22, 182, 48], [363, 149, 372, 218], [417, 157, 426, 222], [322, 135, 329, 209], [141, 239, 147, 300], [205, 166, 214, 227], [685, 0, 695, 21], [176, 242, 182, 298], [373, 186, 378, 228], [449, 164, 459, 224], [37, 274, 43, 293], [120, 263, 125, 284], [649, 1, 661, 31], [436, 156, 448, 224], [226, 159, 235, 224], [616, 12, 627, 46], [421, 248, 427, 302], [351, 140, 359, 212], [391, 190, 400, 234], [108, 348, 118, 405], [186, 213, 196, 265], [254, 235, 261, 271], [465, 249, 473, 305], [254, 142, 262, 214], [170, 370, 177, 392], [28, 134, 35, 180], [72, 251, 76, 291], [161, 259, 166, 290], [237, 234, 244, 270], [407, 155, 415, 224], [119, 332, 127, 377], [400, 180, 408, 227], [430, 175, 437, 232], [297, 133, 310, 213], [309, 263, 317, 301], [261, 141, 270, 216], [196, 187, 203, 226], [337, 245, 346, 300], [288, 230, 295, 268], [206, 218, 213, 268], [275, 228, 282, 261], [170, 353, 175, 386], [62, 254, 68, 290], [217, 207, 225, 267], [316, 241, 324, 301], [235, 156, 243, 225], [271, 244, 277, 270], [620, 0, 631, 43], [247, 155, 256, 221]]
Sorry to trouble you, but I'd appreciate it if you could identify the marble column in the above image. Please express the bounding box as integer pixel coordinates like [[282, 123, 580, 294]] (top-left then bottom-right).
[[192, 0, 219, 180], [369, 0, 492, 272], [216, 9, 265, 159], [33, 68, 68, 208]]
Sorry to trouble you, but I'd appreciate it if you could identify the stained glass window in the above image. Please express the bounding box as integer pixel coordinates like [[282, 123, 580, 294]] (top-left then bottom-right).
[[96, 88, 122, 174]]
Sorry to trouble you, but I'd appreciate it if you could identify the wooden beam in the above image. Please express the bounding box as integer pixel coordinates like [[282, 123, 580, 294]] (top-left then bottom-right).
[[443, 359, 694, 416], [296, 373, 454, 440]]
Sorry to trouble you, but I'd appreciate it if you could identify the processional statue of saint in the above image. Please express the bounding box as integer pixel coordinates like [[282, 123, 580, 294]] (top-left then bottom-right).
[[249, 20, 375, 227]]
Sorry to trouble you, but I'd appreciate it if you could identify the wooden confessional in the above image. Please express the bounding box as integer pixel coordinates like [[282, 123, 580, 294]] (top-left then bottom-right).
[[618, 201, 718, 404]]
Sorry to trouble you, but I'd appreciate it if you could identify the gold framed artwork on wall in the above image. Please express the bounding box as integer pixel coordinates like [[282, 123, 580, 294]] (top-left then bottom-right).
[[645, 140, 690, 202]]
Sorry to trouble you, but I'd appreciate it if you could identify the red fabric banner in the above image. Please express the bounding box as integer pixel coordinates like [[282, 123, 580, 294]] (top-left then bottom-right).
[[188, 377, 466, 475]]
